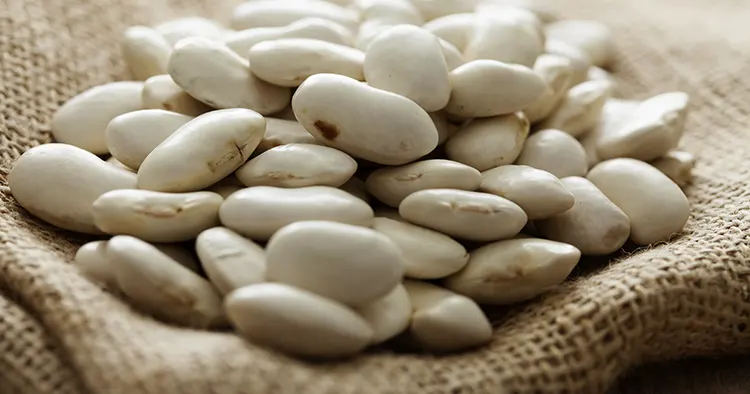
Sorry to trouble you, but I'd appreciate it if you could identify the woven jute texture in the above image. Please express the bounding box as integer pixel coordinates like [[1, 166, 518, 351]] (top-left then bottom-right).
[[1, 0, 749, 393]]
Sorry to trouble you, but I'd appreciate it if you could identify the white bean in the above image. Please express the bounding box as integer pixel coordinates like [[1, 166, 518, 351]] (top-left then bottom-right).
[[75, 241, 116, 287], [154, 17, 227, 46], [399, 189, 528, 242], [538, 80, 612, 137], [422, 12, 474, 51], [138, 108, 266, 192], [8, 144, 137, 234], [108, 235, 226, 329], [651, 150, 696, 188], [364, 25, 451, 112], [597, 92, 690, 161], [168, 37, 290, 114], [464, 13, 543, 67], [444, 60, 546, 118], [356, 283, 412, 344], [545, 20, 614, 67], [373, 217, 468, 279], [443, 238, 581, 304], [256, 118, 324, 153], [196, 227, 267, 296], [403, 280, 492, 352], [249, 38, 365, 87], [580, 98, 640, 168], [480, 165, 575, 220], [219, 186, 374, 241], [235, 143, 358, 188], [515, 129, 588, 178], [292, 73, 438, 165], [224, 18, 353, 57], [121, 26, 172, 80], [266, 221, 405, 306], [365, 159, 482, 207], [105, 109, 193, 170], [52, 82, 143, 154], [524, 54, 574, 123], [92, 190, 222, 243], [445, 112, 530, 171], [536, 176, 630, 255], [587, 158, 690, 245], [141, 74, 211, 117], [225, 283, 373, 359], [231, 0, 359, 31]]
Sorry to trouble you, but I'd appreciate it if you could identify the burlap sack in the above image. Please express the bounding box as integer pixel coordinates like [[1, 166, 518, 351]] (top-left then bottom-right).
[[1, 0, 749, 393]]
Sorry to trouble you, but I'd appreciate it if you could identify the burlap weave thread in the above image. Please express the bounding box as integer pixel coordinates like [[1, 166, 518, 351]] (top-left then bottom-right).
[[1, 0, 749, 393]]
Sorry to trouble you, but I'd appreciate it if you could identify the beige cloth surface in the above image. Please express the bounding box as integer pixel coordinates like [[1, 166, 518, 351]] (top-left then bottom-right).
[[1, 0, 749, 393]]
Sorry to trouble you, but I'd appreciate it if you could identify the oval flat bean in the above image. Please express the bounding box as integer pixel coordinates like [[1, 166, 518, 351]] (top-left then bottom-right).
[[52, 82, 144, 154], [587, 158, 690, 245], [538, 80, 612, 137], [651, 150, 696, 188], [266, 220, 405, 306], [196, 227, 267, 296], [422, 12, 475, 51], [168, 37, 290, 114], [464, 13, 543, 67], [515, 129, 588, 178], [597, 92, 690, 161], [108, 235, 226, 329], [444, 60, 546, 118], [292, 73, 438, 165], [524, 54, 574, 123], [544, 39, 591, 86], [92, 190, 223, 243], [480, 165, 575, 220], [75, 241, 116, 286], [536, 176, 630, 255], [443, 238, 581, 304], [399, 189, 528, 242], [8, 144, 137, 234], [366, 159, 482, 207], [235, 143, 358, 188], [225, 283, 373, 359], [373, 217, 468, 279], [121, 26, 172, 80], [580, 98, 640, 167], [403, 279, 492, 352], [364, 25, 451, 112], [445, 112, 530, 171], [138, 108, 266, 192], [105, 109, 193, 170], [231, 0, 359, 31], [545, 20, 614, 67], [219, 186, 374, 240], [356, 283, 412, 345], [249, 38, 365, 87], [224, 18, 353, 56], [141, 74, 211, 117], [155, 17, 227, 46]]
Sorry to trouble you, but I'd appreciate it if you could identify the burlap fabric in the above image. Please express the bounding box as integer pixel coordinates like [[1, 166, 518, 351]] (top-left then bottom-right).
[[1, 0, 749, 393]]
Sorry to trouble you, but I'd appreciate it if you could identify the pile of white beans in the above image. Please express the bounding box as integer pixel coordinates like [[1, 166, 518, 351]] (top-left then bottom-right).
[[7, 0, 694, 359]]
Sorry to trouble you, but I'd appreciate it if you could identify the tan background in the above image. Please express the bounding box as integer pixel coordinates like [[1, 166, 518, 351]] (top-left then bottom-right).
[[1, 0, 750, 393], [617, 357, 750, 393]]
